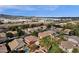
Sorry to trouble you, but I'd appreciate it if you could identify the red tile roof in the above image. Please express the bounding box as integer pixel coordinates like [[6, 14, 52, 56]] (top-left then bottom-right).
[[0, 44, 7, 53], [38, 31, 52, 38], [24, 36, 38, 45]]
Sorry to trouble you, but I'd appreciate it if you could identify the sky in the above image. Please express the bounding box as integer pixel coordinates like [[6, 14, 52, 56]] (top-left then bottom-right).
[[0, 5, 79, 17]]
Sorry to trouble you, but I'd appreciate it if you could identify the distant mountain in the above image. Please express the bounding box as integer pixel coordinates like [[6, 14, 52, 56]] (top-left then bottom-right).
[[0, 14, 35, 20], [0, 14, 79, 21]]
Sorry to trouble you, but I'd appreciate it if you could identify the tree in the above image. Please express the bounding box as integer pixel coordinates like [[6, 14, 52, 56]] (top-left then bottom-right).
[[25, 24, 30, 28], [53, 25, 62, 28], [69, 31, 75, 36], [72, 27, 79, 36], [63, 23, 75, 29], [39, 36, 52, 49], [58, 31, 66, 41], [0, 21, 3, 24], [8, 26, 18, 31], [31, 24, 36, 28], [72, 48, 79, 53], [31, 31, 38, 37], [16, 28, 25, 37], [48, 43, 63, 53], [29, 44, 39, 52], [6, 32, 14, 38], [47, 24, 52, 29]]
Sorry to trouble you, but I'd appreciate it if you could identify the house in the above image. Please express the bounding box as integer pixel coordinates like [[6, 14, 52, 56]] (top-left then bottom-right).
[[54, 37, 61, 41], [39, 20, 45, 23], [0, 28, 7, 33], [50, 30, 57, 36], [55, 28, 63, 33], [23, 29, 31, 35], [28, 27, 39, 32], [33, 26, 47, 32], [67, 36, 79, 45], [0, 32, 6, 37], [68, 21, 76, 25], [38, 31, 53, 39], [0, 37, 7, 43], [0, 44, 7, 53], [40, 26, 47, 30], [24, 35, 38, 45], [59, 23, 67, 27], [0, 32, 7, 43], [8, 38, 25, 51], [7, 31, 17, 36], [59, 41, 77, 53], [63, 29, 71, 35], [33, 27, 39, 30], [28, 28, 35, 32], [50, 26, 56, 30]]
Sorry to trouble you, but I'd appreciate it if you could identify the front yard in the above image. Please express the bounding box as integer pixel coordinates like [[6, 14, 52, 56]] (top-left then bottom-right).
[[39, 35, 63, 53], [48, 42, 63, 53]]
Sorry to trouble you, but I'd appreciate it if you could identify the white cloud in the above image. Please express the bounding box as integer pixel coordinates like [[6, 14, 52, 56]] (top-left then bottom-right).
[[0, 5, 38, 11], [0, 5, 59, 14], [45, 5, 59, 11], [0, 5, 59, 11]]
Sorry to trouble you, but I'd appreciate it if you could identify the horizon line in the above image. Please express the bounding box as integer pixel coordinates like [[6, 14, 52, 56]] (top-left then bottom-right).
[[0, 14, 79, 17]]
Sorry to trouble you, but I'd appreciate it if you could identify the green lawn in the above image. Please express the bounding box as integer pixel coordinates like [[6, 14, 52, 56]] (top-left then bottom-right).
[[40, 36, 63, 53], [48, 42, 63, 53], [39, 36, 52, 49]]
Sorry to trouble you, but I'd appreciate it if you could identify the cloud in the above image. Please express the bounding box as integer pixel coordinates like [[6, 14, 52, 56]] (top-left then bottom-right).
[[0, 5, 59, 11], [0, 5, 59, 16], [44, 5, 59, 11]]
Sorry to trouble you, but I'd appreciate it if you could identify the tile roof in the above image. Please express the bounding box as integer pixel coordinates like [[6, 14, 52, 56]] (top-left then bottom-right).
[[60, 41, 75, 49], [0, 32, 6, 37], [8, 39, 19, 51], [38, 31, 53, 38], [8, 38, 25, 51], [63, 29, 71, 34], [0, 44, 7, 53], [7, 31, 17, 35], [24, 36, 38, 45], [0, 37, 7, 43], [68, 36, 79, 43]]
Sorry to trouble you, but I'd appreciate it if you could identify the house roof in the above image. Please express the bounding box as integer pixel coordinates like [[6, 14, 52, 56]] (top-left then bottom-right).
[[8, 38, 25, 51], [0, 37, 6, 40], [15, 38, 25, 49], [68, 36, 79, 43], [7, 31, 17, 35], [63, 29, 71, 34], [0, 32, 6, 37], [64, 29, 71, 32], [55, 28, 63, 32], [0, 37, 7, 43], [60, 41, 75, 49], [24, 35, 38, 44], [23, 29, 30, 34], [0, 44, 7, 53], [0, 33, 6, 43], [8, 39, 19, 50], [0, 28, 7, 33], [38, 31, 53, 38]]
